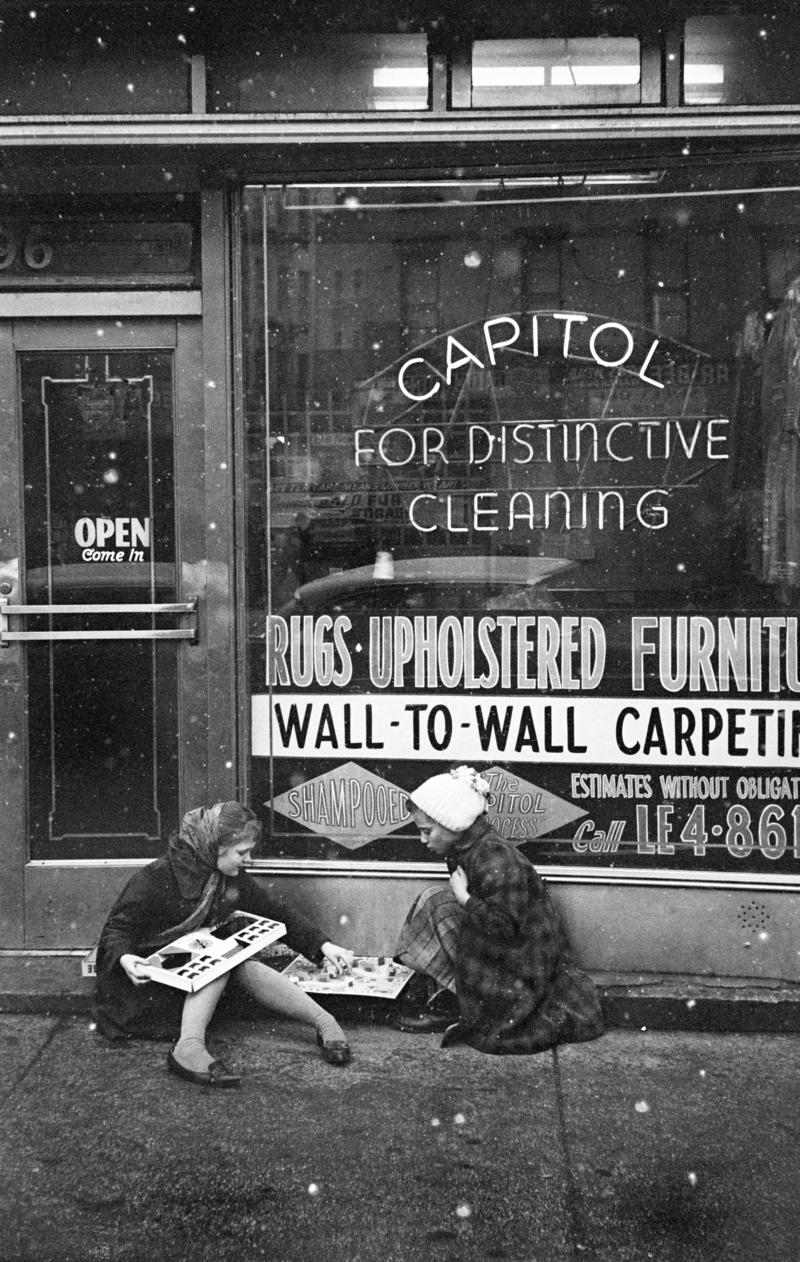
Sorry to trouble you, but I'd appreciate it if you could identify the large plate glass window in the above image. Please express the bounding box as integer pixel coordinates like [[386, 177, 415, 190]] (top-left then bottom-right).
[[242, 168, 800, 879]]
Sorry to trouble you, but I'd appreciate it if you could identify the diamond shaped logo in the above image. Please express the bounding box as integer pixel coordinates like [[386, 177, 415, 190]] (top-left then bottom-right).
[[269, 761, 410, 850], [481, 765, 586, 846]]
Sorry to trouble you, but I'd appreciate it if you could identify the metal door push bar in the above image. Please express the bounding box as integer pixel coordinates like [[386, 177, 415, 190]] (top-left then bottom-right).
[[0, 597, 198, 645]]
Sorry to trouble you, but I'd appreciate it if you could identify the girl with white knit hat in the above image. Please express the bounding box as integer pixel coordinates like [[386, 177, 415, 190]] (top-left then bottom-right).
[[393, 766, 604, 1054]]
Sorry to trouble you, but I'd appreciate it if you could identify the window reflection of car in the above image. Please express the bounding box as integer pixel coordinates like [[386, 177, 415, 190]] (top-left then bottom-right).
[[273, 554, 641, 685], [25, 562, 176, 599], [278, 554, 577, 617]]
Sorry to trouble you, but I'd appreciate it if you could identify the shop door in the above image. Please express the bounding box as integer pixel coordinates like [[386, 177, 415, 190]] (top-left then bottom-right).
[[0, 318, 205, 947]]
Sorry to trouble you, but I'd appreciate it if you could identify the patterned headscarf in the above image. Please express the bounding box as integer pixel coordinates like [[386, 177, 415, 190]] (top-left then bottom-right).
[[170, 803, 225, 895], [148, 804, 226, 949]]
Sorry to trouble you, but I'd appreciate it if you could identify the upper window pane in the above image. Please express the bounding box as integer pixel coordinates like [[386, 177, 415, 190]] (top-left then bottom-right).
[[471, 37, 641, 108], [0, 6, 191, 115], [210, 34, 428, 112], [684, 15, 800, 106]]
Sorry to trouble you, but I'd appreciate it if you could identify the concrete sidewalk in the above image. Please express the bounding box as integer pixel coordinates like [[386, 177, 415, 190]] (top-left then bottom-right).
[[1, 1011, 799, 1262], [7, 968, 800, 1034]]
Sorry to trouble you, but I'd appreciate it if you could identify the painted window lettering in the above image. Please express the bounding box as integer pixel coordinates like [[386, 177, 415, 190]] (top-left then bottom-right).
[[395, 313, 666, 400]]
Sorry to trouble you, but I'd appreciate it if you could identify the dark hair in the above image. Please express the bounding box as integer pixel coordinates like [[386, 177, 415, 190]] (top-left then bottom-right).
[[216, 802, 262, 852]]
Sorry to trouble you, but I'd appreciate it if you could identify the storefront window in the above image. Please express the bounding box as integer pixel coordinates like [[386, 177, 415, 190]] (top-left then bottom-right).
[[684, 14, 800, 106], [470, 37, 641, 108], [0, 5, 193, 114], [210, 33, 429, 112], [243, 169, 800, 878]]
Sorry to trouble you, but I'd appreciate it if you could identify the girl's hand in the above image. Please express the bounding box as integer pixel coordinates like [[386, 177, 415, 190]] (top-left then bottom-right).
[[321, 942, 355, 975], [449, 865, 470, 906], [119, 954, 151, 986]]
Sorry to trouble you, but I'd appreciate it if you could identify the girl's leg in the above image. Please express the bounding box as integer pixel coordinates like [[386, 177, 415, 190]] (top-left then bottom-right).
[[171, 972, 230, 1073], [392, 887, 463, 1032], [235, 959, 346, 1046], [395, 886, 462, 993]]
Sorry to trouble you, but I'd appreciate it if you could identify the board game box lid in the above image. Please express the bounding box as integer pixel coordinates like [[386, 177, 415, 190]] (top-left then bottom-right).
[[136, 912, 287, 992]]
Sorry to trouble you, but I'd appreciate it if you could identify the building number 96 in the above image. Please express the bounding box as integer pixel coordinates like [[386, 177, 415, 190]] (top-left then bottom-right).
[[0, 226, 53, 271]]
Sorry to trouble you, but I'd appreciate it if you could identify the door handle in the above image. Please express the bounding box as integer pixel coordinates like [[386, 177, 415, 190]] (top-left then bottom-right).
[[0, 597, 198, 645]]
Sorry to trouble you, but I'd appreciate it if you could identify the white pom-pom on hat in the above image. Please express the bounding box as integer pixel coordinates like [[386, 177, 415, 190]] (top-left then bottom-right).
[[409, 766, 492, 833]]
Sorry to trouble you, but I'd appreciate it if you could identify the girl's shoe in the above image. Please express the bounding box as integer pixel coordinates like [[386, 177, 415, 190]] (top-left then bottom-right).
[[390, 983, 460, 1032], [167, 1050, 240, 1087], [316, 1032, 351, 1065]]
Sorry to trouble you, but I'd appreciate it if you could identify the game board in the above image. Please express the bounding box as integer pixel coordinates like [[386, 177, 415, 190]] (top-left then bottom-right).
[[85, 912, 287, 992], [282, 954, 413, 999]]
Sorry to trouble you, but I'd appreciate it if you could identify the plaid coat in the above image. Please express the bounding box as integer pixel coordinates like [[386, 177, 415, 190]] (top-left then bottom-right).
[[398, 817, 603, 1055]]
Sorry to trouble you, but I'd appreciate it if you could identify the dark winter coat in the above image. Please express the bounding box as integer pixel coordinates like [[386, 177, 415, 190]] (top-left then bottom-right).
[[93, 857, 326, 1039], [450, 818, 604, 1054]]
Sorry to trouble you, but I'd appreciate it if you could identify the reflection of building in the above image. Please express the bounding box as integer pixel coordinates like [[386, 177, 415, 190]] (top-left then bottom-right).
[[3, 1, 800, 1003]]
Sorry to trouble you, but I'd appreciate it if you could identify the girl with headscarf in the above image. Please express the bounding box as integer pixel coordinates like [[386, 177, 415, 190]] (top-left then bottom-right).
[[394, 767, 604, 1055], [93, 802, 354, 1085]]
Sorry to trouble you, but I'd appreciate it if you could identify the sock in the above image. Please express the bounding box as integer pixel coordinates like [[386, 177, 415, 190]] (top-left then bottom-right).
[[237, 960, 346, 1044], [172, 1036, 214, 1074], [172, 972, 229, 1072]]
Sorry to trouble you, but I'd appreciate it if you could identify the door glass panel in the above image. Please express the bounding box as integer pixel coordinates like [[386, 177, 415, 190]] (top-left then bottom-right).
[[21, 349, 178, 859]]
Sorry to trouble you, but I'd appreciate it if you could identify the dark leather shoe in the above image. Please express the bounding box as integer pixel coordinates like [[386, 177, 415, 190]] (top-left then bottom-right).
[[316, 1032, 351, 1065], [167, 1050, 240, 1088], [389, 1008, 454, 1033]]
